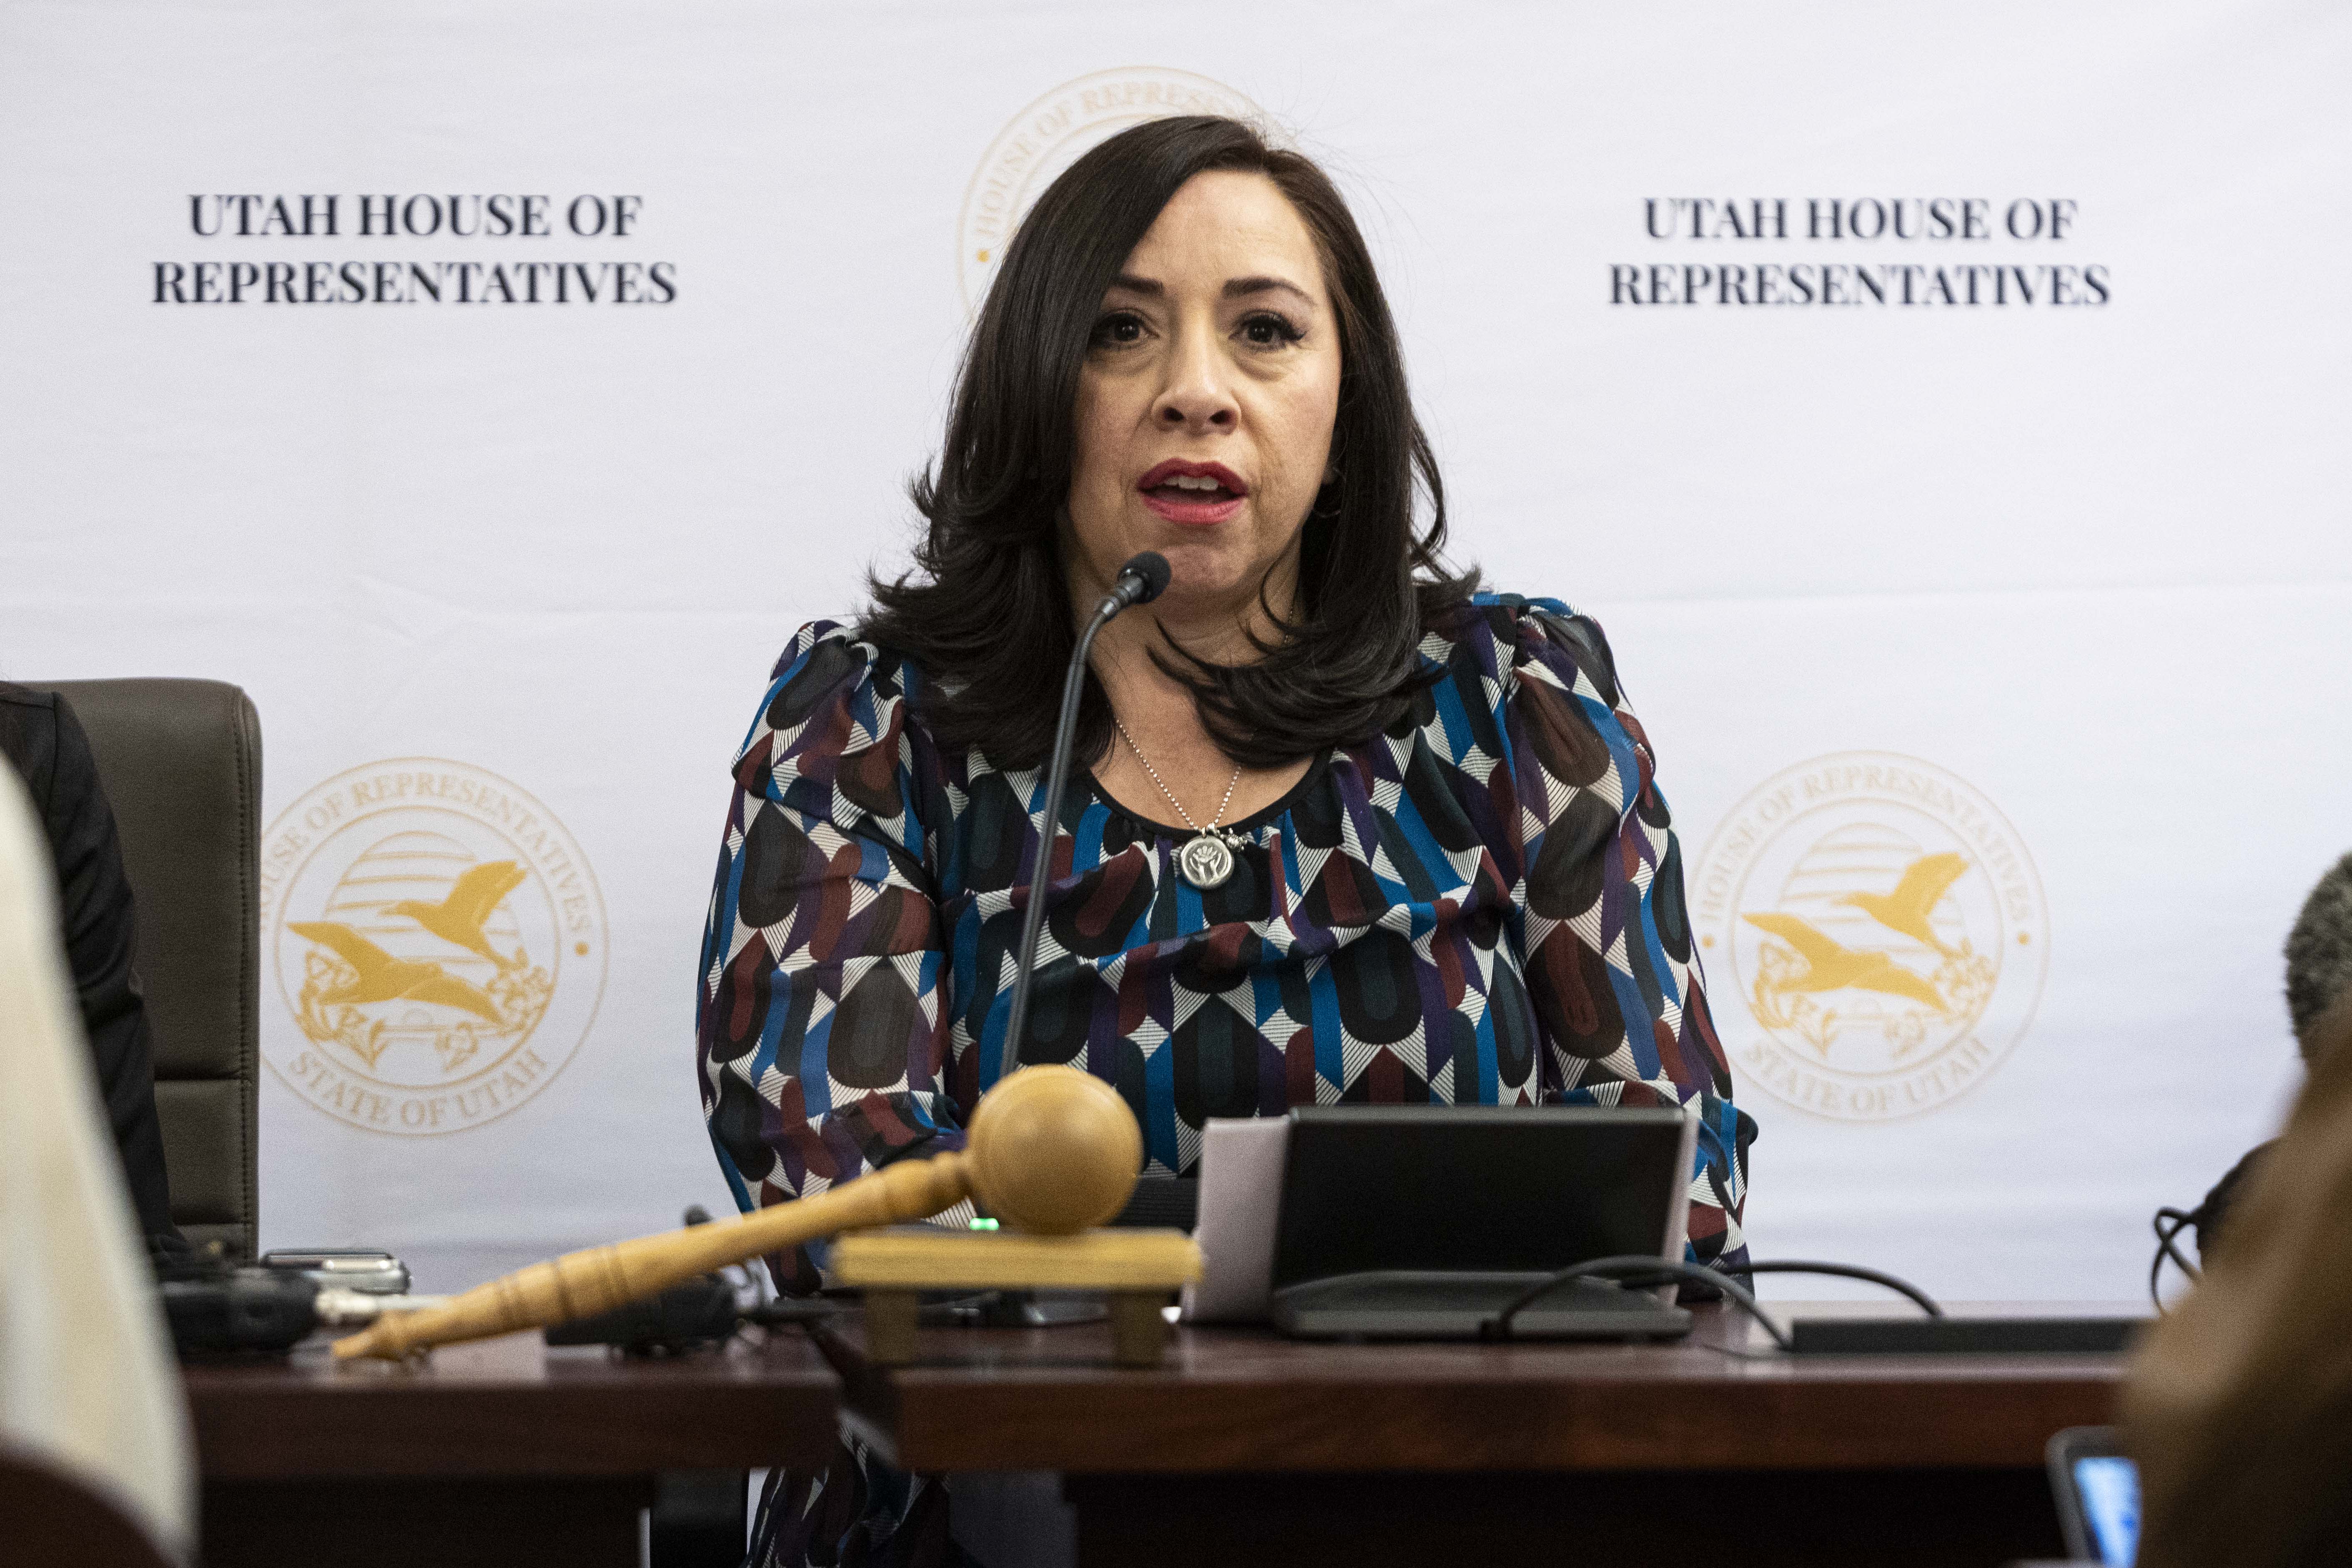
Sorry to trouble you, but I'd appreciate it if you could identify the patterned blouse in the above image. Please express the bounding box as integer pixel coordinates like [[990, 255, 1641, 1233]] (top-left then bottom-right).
[[695, 592, 1753, 1269]]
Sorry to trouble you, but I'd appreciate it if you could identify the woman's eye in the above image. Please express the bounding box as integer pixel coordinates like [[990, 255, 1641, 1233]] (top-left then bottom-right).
[[1239, 313, 1304, 348], [1090, 312, 1146, 348]]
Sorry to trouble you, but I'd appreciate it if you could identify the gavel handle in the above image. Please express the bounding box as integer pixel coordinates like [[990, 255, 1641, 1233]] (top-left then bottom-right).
[[331, 1150, 973, 1360]]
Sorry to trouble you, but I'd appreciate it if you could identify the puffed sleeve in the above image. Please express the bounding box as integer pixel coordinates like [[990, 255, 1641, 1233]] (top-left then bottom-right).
[[694, 624, 960, 1222], [1499, 600, 1754, 1270]]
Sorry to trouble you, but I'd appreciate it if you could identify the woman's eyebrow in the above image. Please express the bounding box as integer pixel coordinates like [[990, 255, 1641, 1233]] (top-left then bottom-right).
[[1224, 275, 1315, 306], [1102, 273, 1316, 307]]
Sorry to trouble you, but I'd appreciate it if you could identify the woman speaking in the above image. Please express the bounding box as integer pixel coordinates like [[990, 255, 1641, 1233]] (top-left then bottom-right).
[[696, 114, 1754, 1563]]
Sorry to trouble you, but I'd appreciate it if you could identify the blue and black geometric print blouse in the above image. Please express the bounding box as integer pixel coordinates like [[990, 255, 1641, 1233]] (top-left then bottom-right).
[[696, 592, 1753, 1268]]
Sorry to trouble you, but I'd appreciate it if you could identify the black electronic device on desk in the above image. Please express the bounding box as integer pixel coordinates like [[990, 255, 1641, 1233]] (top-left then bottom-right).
[[1785, 1314, 2143, 1355], [160, 1248, 435, 1357], [2048, 1426, 2141, 1565], [1267, 1105, 1696, 1342]]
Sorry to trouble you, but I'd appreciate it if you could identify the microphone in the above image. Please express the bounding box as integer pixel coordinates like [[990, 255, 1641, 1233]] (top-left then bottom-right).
[[1093, 550, 1171, 618], [997, 552, 1169, 1087], [160, 1269, 453, 1357]]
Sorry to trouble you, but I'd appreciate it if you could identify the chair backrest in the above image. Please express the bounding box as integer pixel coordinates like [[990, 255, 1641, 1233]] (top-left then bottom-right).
[[29, 679, 261, 1259], [0, 1445, 177, 1568]]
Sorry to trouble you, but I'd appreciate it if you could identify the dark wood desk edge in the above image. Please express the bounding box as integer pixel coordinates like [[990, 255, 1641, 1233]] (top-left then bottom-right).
[[826, 1316, 2124, 1475], [187, 1338, 842, 1479], [874, 1372, 2121, 1474]]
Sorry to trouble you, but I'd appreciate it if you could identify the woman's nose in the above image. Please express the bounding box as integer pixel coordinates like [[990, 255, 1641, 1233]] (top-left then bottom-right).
[[1152, 324, 1237, 430]]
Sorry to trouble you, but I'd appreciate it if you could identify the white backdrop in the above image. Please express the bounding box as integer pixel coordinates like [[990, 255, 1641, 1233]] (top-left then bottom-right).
[[4, 0, 2346, 1303]]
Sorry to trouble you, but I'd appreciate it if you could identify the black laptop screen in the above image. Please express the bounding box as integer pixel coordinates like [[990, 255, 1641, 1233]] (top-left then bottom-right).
[[1267, 1106, 1688, 1292]]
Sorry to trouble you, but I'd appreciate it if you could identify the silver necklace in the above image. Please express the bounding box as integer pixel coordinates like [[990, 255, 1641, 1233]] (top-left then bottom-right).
[[1113, 718, 1246, 890]]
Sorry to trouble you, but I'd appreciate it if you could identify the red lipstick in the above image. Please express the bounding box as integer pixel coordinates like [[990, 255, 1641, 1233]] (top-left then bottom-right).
[[1137, 459, 1247, 526]]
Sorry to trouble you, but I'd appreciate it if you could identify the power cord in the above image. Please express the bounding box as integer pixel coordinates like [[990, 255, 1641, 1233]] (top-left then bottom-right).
[[2144, 1141, 2272, 1314], [1477, 1257, 1946, 1350], [2149, 1207, 2202, 1314], [1719, 1259, 1944, 1319], [1477, 1256, 1788, 1349]]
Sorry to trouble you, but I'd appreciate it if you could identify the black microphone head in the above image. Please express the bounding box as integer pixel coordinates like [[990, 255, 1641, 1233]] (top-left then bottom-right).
[[1120, 552, 1172, 605]]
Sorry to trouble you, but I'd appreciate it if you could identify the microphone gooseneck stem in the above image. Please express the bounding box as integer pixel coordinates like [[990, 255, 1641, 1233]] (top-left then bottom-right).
[[998, 587, 1127, 1089]]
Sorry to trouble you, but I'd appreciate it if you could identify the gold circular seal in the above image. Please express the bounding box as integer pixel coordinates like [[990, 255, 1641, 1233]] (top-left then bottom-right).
[[958, 66, 1262, 309], [1691, 752, 2048, 1122], [258, 758, 607, 1135]]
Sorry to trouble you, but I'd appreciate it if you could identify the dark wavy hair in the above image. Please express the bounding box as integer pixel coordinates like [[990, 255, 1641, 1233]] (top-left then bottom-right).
[[2287, 848, 2352, 1064], [860, 115, 1474, 770]]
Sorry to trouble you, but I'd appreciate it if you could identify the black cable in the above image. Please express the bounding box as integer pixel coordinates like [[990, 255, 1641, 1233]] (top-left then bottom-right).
[[2149, 1207, 2202, 1315], [1478, 1256, 1790, 1351], [1718, 1259, 1945, 1318], [1478, 1256, 1948, 1350]]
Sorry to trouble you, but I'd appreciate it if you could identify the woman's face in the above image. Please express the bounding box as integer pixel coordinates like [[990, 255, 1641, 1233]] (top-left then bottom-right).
[[1065, 169, 1341, 621]]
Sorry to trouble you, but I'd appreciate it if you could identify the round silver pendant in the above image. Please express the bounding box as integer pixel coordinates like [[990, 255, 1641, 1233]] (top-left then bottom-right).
[[1176, 833, 1237, 890]]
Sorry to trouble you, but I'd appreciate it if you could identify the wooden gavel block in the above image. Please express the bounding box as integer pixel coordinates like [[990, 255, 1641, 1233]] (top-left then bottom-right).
[[832, 1227, 1202, 1367], [330, 1065, 1167, 1364]]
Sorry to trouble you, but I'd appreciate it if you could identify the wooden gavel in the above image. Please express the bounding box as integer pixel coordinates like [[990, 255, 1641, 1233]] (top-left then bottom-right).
[[331, 1065, 1145, 1360]]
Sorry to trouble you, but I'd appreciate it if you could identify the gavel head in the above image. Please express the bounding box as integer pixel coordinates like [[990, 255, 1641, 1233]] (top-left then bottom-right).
[[965, 1065, 1143, 1234]]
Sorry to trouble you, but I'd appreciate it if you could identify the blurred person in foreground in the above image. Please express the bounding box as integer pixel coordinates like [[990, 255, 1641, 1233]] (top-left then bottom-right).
[[0, 753, 193, 1557], [2125, 848, 2352, 1568]]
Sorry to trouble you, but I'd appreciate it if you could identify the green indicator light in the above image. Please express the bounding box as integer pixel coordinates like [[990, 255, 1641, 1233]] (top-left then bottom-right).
[[968, 1217, 1000, 1232]]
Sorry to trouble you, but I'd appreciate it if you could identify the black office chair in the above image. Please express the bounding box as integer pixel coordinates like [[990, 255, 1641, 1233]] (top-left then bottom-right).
[[28, 679, 261, 1259], [0, 1445, 177, 1568]]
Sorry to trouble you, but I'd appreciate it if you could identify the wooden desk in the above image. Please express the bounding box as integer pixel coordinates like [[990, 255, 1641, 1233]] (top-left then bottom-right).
[[820, 1303, 2126, 1568], [184, 1330, 837, 1568]]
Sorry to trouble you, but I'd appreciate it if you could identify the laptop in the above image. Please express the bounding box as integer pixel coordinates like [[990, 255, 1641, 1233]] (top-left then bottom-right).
[[1185, 1105, 1696, 1342]]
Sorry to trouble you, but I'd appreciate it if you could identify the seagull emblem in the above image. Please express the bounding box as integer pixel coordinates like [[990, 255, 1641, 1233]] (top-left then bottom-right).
[[1835, 852, 1968, 956], [288, 921, 507, 1026], [1740, 912, 1948, 1012], [386, 861, 528, 970]]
